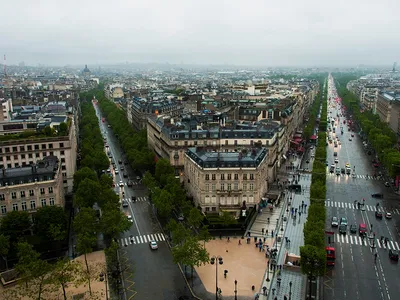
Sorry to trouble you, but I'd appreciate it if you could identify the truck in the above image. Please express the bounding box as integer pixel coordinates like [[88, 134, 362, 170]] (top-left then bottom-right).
[[325, 231, 336, 266]]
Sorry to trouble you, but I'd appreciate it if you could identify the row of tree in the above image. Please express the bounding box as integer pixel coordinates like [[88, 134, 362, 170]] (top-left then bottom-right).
[[335, 76, 400, 177], [300, 79, 328, 279]]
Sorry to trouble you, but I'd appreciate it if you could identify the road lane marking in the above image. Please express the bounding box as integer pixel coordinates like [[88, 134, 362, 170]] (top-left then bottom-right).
[[395, 242, 400, 250]]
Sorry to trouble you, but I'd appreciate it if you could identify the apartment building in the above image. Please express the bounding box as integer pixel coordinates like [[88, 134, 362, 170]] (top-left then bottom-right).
[[376, 92, 400, 136], [0, 155, 64, 217], [0, 99, 13, 121], [129, 98, 184, 130], [147, 113, 283, 181], [184, 147, 269, 217], [0, 117, 77, 194]]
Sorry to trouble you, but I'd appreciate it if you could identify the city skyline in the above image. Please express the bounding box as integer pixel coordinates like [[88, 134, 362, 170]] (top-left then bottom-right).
[[1, 0, 400, 67]]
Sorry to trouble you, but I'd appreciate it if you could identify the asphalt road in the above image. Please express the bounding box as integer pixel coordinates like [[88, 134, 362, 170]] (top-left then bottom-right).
[[323, 77, 400, 300], [93, 101, 190, 300]]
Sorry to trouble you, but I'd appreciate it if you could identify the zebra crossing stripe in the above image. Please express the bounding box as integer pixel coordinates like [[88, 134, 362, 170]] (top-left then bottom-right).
[[395, 242, 400, 250], [354, 237, 358, 245], [390, 241, 396, 250]]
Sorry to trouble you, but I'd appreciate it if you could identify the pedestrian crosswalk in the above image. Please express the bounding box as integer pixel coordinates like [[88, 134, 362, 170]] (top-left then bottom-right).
[[325, 200, 400, 215], [119, 233, 167, 247], [326, 173, 384, 180], [335, 233, 400, 250], [123, 197, 148, 202]]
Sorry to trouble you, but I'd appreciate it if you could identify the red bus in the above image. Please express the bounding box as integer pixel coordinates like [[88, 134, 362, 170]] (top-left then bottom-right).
[[326, 246, 336, 266]]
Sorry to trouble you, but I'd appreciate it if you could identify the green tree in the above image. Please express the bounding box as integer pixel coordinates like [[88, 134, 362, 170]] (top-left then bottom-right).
[[73, 167, 97, 191], [153, 189, 174, 219], [50, 258, 82, 300], [15, 242, 52, 299], [171, 236, 209, 282], [142, 171, 158, 192], [187, 207, 204, 229], [99, 205, 131, 241], [0, 234, 10, 269], [73, 178, 102, 208], [58, 122, 68, 136], [34, 206, 68, 241], [155, 158, 175, 185], [0, 211, 31, 242], [74, 207, 98, 237], [220, 211, 237, 227], [100, 173, 114, 188], [167, 219, 191, 245], [198, 225, 212, 247]]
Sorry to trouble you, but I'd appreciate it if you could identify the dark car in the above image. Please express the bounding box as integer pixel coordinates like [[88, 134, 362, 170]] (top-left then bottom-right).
[[371, 193, 384, 198], [131, 196, 136, 202], [350, 224, 357, 234], [389, 250, 399, 261], [375, 211, 383, 219], [122, 200, 129, 208], [127, 180, 133, 187], [118, 160, 123, 164], [339, 224, 347, 234], [341, 168, 345, 174]]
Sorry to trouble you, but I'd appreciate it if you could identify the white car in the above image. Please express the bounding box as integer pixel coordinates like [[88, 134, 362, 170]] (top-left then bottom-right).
[[119, 181, 124, 187], [127, 215, 133, 222], [334, 158, 339, 164], [115, 169, 119, 174], [149, 241, 158, 250], [385, 212, 392, 219]]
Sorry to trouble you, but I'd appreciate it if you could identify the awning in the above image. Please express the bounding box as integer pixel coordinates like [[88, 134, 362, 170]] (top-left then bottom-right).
[[310, 135, 317, 140]]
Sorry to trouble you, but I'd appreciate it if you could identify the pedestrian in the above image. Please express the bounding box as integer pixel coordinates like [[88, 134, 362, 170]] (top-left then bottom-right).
[[263, 286, 267, 295], [374, 253, 377, 262], [264, 237, 266, 243], [271, 230, 274, 237], [299, 211, 301, 217], [247, 237, 250, 244], [266, 229, 268, 236], [304, 204, 307, 211], [254, 236, 257, 243], [238, 240, 242, 245], [227, 237, 230, 242], [262, 228, 264, 234], [277, 277, 281, 287]]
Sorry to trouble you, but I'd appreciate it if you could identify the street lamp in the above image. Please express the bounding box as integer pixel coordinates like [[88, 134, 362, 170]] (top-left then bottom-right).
[[234, 280, 238, 300], [266, 260, 270, 282], [99, 272, 109, 300], [289, 281, 292, 300], [210, 256, 223, 300]]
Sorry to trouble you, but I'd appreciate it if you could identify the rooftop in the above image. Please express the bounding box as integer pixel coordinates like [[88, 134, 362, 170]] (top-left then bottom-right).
[[0, 155, 59, 186], [186, 147, 268, 169]]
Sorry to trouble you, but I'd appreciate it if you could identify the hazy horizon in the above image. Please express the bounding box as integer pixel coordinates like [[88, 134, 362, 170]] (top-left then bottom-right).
[[1, 0, 399, 67]]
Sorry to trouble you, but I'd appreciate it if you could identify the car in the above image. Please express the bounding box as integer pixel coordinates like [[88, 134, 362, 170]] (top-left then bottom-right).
[[333, 152, 338, 157], [335, 167, 341, 175], [349, 138, 352, 141], [352, 173, 356, 178], [351, 134, 354, 137], [127, 180, 133, 187], [341, 168, 345, 174], [345, 163, 350, 168], [119, 181, 124, 187], [149, 241, 158, 250], [385, 212, 392, 219], [131, 196, 136, 202], [371, 193, 383, 198], [350, 224, 357, 234], [389, 249, 399, 261], [310, 146, 314, 150], [123, 173, 128, 178], [359, 223, 367, 236], [339, 224, 347, 234], [127, 215, 133, 222], [375, 211, 383, 219], [331, 216, 339, 227], [334, 158, 339, 164], [122, 200, 128, 208], [115, 169, 119, 174], [340, 217, 348, 226], [326, 161, 329, 166], [120, 166, 125, 171], [107, 168, 111, 173], [136, 176, 141, 181], [118, 160, 123, 164], [384, 182, 390, 187], [330, 164, 335, 173]]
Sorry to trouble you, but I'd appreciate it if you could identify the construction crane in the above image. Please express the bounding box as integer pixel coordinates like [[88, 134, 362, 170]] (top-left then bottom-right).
[[392, 62, 397, 72]]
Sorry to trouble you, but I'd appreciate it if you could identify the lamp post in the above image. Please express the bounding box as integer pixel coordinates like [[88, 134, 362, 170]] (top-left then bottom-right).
[[99, 272, 109, 300], [289, 281, 292, 300], [210, 256, 223, 300], [234, 280, 238, 300], [266, 260, 270, 282]]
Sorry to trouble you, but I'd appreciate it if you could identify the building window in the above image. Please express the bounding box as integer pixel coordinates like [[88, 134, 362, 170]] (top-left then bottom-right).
[[13, 155, 18, 160], [205, 174, 209, 180], [243, 174, 247, 180], [243, 184, 247, 191], [249, 183, 254, 191], [0, 194, 4, 201], [211, 207, 216, 212], [48, 144, 53, 149], [60, 143, 64, 148], [1, 206, 6, 214], [29, 154, 33, 158], [234, 174, 238, 180], [212, 174, 216, 180], [234, 140, 238, 146], [228, 174, 232, 180], [221, 174, 225, 180], [205, 207, 210, 212], [21, 154, 25, 159], [29, 190, 34, 196], [34, 145, 39, 150], [20, 146, 25, 151], [11, 192, 16, 199], [234, 183, 238, 190], [227, 183, 231, 191], [50, 151, 54, 156], [21, 202, 27, 211], [40, 188, 45, 195], [5, 147, 10, 153], [49, 198, 55, 206], [60, 150, 65, 155], [62, 172, 67, 178], [30, 200, 36, 210], [36, 153, 40, 158], [220, 183, 225, 191], [205, 184, 209, 192], [61, 158, 65, 163], [13, 203, 18, 211], [41, 144, 46, 149], [41, 199, 47, 207], [250, 174, 254, 180], [12, 147, 18, 152], [27, 145, 32, 151], [61, 165, 66, 170], [6, 156, 10, 161], [212, 184, 216, 191], [20, 191, 26, 198], [48, 187, 53, 194]]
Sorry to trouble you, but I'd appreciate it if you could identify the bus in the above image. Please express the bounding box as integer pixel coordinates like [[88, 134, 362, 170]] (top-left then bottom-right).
[[326, 231, 336, 266]]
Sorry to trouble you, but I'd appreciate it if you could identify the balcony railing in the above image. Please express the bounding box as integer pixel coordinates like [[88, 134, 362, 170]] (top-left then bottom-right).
[[216, 189, 242, 195]]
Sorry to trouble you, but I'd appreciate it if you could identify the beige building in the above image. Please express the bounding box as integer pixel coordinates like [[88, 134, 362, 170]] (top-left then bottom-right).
[[0, 155, 64, 216], [184, 147, 269, 217], [0, 118, 77, 194], [0, 99, 13, 121], [147, 115, 283, 182]]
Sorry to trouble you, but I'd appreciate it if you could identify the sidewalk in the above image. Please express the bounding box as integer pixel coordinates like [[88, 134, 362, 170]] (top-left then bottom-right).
[[248, 153, 313, 300]]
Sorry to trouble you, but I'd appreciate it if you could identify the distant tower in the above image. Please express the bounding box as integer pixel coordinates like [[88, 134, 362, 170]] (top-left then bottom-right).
[[392, 62, 397, 72], [82, 64, 91, 78]]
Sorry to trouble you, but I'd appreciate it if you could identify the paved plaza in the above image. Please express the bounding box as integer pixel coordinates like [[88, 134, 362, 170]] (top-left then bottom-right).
[[195, 237, 275, 299]]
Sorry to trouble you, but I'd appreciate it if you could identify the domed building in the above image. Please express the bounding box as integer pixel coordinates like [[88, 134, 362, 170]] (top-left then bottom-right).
[[82, 64, 91, 78]]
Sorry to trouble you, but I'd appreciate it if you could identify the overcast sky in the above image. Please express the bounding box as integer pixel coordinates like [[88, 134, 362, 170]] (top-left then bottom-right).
[[1, 0, 399, 67]]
